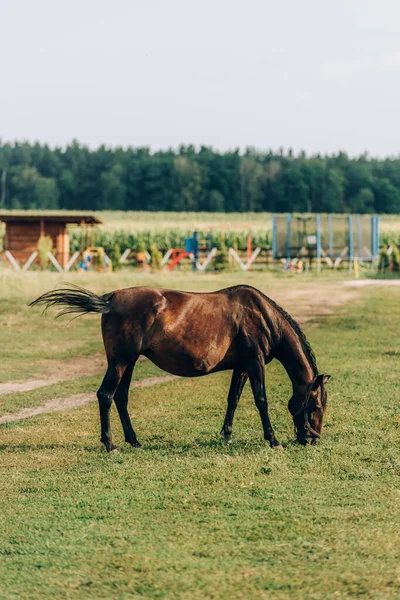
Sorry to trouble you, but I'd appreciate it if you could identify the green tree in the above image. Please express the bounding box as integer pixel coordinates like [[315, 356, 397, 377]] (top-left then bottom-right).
[[350, 187, 375, 213], [99, 164, 126, 210], [239, 156, 266, 212], [173, 156, 202, 211], [323, 168, 345, 212], [11, 167, 59, 209], [373, 178, 400, 213]]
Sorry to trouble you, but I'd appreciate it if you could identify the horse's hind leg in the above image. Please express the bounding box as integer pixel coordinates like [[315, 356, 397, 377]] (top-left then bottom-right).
[[114, 360, 141, 448], [97, 363, 125, 452], [220, 370, 248, 442], [248, 359, 281, 448]]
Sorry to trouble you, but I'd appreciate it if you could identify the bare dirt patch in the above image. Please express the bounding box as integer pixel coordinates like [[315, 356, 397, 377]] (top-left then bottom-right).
[[0, 375, 177, 424], [344, 279, 400, 287], [271, 283, 356, 324], [0, 354, 107, 396]]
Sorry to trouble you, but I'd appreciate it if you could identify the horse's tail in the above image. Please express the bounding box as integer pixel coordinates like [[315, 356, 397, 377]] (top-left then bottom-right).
[[29, 284, 114, 320]]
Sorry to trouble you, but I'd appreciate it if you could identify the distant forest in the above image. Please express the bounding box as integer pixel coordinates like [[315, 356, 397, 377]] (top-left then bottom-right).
[[1, 141, 400, 214]]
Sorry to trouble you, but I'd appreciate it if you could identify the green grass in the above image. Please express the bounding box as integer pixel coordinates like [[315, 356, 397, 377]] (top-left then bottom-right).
[[0, 272, 399, 598], [1, 209, 399, 234]]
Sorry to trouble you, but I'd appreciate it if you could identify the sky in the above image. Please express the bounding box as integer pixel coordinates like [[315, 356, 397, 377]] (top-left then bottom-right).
[[1, 0, 400, 157]]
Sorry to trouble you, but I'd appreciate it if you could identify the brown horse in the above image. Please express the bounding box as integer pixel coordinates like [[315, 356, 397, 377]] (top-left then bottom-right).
[[30, 284, 330, 451]]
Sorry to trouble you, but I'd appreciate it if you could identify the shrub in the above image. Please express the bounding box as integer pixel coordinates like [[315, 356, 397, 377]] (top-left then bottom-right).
[[37, 236, 53, 270], [213, 241, 230, 271], [110, 243, 122, 271], [150, 244, 163, 270]]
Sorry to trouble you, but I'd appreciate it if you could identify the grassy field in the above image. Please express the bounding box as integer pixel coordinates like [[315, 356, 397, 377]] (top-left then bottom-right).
[[1, 209, 400, 234], [93, 211, 400, 236], [0, 271, 399, 599]]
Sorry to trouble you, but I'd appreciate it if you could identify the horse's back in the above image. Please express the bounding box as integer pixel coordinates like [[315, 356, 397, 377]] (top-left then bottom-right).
[[101, 285, 271, 376]]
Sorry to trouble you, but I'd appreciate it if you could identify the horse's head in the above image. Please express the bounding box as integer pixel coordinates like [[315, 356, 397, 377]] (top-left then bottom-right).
[[289, 374, 331, 445]]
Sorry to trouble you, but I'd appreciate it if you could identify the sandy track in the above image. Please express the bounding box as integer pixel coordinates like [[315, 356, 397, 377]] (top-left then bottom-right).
[[0, 354, 148, 396], [0, 354, 107, 396], [0, 375, 177, 424], [344, 279, 400, 286]]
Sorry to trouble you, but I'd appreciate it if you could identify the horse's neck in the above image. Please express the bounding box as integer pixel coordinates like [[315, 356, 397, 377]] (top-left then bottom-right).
[[276, 326, 315, 393]]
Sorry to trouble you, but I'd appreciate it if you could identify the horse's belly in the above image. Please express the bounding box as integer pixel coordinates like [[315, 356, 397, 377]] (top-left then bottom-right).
[[143, 338, 236, 377]]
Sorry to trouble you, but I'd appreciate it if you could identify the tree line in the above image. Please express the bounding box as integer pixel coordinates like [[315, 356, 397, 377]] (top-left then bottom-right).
[[1, 141, 400, 213]]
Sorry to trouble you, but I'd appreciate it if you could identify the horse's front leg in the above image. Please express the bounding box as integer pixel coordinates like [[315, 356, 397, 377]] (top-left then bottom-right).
[[97, 362, 125, 452], [114, 360, 141, 448], [248, 359, 281, 448], [220, 370, 248, 442]]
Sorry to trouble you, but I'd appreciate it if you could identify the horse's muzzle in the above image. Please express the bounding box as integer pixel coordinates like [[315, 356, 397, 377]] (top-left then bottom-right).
[[296, 433, 319, 446]]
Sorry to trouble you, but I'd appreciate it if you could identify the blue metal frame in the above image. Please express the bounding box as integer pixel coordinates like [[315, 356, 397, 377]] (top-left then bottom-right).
[[348, 215, 354, 263], [192, 230, 198, 270], [371, 215, 376, 258], [272, 215, 277, 259], [271, 213, 380, 263], [371, 215, 380, 259], [376, 215, 380, 258], [286, 214, 291, 261], [356, 214, 362, 258], [316, 214, 321, 263]]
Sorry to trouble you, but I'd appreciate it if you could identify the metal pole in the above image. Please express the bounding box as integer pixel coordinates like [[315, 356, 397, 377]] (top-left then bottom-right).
[[329, 213, 333, 257], [272, 215, 277, 259], [286, 213, 291, 263], [348, 215, 354, 272], [356, 214, 362, 258], [192, 230, 198, 271], [371, 215, 376, 259], [316, 214, 321, 272], [376, 215, 380, 259]]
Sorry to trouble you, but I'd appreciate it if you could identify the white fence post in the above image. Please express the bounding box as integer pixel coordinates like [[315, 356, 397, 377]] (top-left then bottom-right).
[[22, 251, 38, 271], [65, 251, 80, 272], [196, 248, 218, 271], [229, 247, 261, 271], [161, 249, 173, 266], [119, 249, 131, 264], [4, 251, 21, 271], [47, 252, 63, 272]]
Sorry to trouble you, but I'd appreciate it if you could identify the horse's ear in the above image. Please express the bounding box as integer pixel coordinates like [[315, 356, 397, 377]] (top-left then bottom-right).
[[313, 374, 331, 388]]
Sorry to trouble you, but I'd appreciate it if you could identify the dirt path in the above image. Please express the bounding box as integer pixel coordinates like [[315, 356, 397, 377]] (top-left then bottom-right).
[[0, 354, 147, 396], [0, 375, 177, 424], [0, 354, 107, 396], [272, 284, 355, 323], [344, 279, 400, 287]]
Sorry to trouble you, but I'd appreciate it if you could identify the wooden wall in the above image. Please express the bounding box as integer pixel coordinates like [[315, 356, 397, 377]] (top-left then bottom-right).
[[5, 221, 70, 268]]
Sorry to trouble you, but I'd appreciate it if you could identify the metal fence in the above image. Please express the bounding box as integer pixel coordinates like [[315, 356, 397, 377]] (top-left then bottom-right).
[[272, 214, 380, 262]]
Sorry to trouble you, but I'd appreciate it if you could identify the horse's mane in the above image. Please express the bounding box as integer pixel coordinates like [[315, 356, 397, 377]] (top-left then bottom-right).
[[230, 285, 319, 376], [262, 294, 318, 376]]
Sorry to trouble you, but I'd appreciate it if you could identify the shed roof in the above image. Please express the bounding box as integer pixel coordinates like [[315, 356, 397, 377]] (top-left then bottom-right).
[[0, 211, 102, 225]]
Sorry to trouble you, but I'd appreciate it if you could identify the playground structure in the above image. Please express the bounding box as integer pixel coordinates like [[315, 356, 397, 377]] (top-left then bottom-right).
[[162, 228, 264, 271], [77, 247, 112, 273], [272, 214, 380, 270], [118, 228, 263, 272]]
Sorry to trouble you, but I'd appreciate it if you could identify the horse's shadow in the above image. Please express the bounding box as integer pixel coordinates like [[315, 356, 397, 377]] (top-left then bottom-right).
[[0, 436, 298, 454]]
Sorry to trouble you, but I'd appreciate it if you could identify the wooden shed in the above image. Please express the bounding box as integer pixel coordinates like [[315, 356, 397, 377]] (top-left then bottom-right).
[[0, 212, 102, 269]]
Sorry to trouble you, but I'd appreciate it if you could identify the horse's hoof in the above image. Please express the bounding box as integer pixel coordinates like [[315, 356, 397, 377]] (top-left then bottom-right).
[[109, 447, 119, 454], [274, 444, 284, 450], [220, 432, 232, 444], [130, 441, 142, 448]]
